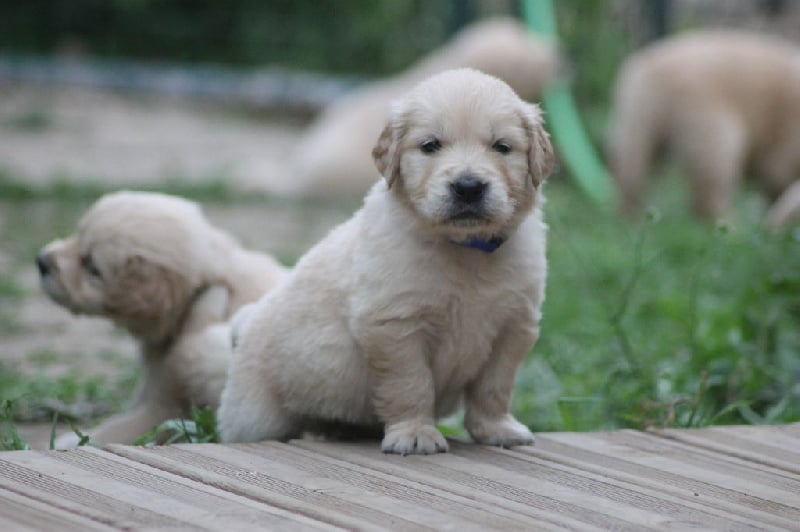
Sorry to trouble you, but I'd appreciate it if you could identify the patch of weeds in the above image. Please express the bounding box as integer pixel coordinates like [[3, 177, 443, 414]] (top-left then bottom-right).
[[0, 170, 255, 204], [2, 108, 53, 132], [0, 358, 139, 423], [0, 170, 363, 212], [0, 275, 24, 298], [515, 177, 800, 432], [27, 348, 61, 368], [0, 309, 23, 334], [0, 273, 25, 333], [133, 406, 219, 446]]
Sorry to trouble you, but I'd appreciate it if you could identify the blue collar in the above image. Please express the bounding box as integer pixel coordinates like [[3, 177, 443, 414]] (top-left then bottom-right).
[[449, 235, 506, 253]]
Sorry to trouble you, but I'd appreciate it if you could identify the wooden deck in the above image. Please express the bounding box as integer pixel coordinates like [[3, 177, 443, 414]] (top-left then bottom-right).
[[1, 424, 798, 531]]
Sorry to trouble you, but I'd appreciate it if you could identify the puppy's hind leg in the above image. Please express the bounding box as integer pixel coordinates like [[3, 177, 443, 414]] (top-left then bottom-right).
[[217, 368, 298, 443], [678, 111, 746, 220]]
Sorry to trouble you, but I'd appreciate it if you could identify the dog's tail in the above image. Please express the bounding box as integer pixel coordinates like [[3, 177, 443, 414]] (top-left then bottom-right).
[[607, 55, 664, 216]]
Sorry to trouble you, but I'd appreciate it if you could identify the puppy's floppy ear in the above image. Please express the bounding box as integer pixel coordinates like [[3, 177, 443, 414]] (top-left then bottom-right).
[[521, 104, 555, 188], [104, 255, 193, 342], [372, 105, 406, 188]]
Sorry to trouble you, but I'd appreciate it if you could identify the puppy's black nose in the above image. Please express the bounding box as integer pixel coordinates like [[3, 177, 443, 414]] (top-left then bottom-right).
[[36, 253, 50, 276], [450, 177, 487, 203]]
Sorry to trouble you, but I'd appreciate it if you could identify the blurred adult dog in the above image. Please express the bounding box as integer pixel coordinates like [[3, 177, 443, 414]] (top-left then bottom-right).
[[37, 191, 287, 448], [279, 17, 558, 200], [609, 30, 800, 222], [218, 69, 554, 454]]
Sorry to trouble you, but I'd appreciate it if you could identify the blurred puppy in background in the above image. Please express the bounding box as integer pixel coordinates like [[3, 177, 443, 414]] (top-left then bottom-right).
[[279, 17, 559, 200], [218, 68, 553, 454], [37, 191, 287, 448], [609, 30, 800, 223]]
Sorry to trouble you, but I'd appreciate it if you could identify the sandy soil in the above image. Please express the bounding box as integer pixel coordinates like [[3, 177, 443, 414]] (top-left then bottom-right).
[[0, 84, 308, 193]]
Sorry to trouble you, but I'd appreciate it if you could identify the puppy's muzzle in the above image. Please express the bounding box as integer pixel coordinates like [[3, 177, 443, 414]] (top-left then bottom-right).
[[450, 177, 488, 204]]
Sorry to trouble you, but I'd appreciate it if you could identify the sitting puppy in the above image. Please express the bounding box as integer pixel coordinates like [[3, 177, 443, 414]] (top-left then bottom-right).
[[609, 30, 800, 221], [279, 17, 558, 200], [218, 68, 554, 454], [37, 191, 287, 448]]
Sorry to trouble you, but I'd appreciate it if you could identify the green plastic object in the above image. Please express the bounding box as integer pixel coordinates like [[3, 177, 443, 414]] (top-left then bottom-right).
[[521, 0, 614, 208]]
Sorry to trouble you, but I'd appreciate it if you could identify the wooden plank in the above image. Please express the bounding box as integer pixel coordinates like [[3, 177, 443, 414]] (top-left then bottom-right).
[[292, 438, 710, 531], [109, 441, 548, 531], [0, 486, 117, 532], [532, 431, 800, 527], [656, 424, 800, 475], [0, 448, 338, 531], [236, 441, 571, 531], [449, 441, 784, 531], [280, 441, 598, 531]]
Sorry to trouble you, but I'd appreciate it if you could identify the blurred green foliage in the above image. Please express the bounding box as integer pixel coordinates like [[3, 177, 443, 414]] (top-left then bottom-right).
[[0, 0, 458, 75], [0, 0, 637, 143]]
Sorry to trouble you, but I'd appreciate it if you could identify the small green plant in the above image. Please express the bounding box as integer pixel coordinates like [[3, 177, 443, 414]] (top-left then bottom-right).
[[1, 400, 30, 450], [133, 406, 219, 446]]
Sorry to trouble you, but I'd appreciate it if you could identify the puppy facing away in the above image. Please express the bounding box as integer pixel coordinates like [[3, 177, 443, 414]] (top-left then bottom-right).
[[218, 68, 554, 454], [279, 17, 558, 200], [37, 191, 287, 448], [609, 30, 800, 221]]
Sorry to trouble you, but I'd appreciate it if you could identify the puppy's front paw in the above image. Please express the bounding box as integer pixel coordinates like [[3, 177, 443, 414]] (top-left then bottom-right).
[[382, 421, 448, 455], [466, 413, 534, 448]]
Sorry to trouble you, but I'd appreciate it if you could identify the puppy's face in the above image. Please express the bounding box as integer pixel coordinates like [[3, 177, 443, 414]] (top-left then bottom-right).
[[37, 192, 214, 342], [373, 68, 553, 239]]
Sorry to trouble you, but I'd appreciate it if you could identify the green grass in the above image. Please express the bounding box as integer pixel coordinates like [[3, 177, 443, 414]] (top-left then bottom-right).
[[0, 171, 246, 204], [0, 357, 139, 423], [514, 177, 800, 432], [2, 108, 53, 132]]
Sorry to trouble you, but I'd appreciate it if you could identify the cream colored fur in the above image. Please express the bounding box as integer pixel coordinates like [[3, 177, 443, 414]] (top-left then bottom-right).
[[609, 30, 800, 222], [280, 17, 558, 200], [38, 191, 287, 448], [218, 69, 554, 454]]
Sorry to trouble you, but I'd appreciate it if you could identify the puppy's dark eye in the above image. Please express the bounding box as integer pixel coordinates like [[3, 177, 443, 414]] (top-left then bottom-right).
[[492, 141, 512, 154], [420, 139, 441, 155], [81, 254, 102, 278]]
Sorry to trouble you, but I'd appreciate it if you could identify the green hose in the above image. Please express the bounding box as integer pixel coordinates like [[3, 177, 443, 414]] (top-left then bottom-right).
[[521, 0, 614, 208]]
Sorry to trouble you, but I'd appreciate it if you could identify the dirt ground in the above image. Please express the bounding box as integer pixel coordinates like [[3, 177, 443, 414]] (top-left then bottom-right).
[[0, 84, 313, 193], [0, 85, 355, 447]]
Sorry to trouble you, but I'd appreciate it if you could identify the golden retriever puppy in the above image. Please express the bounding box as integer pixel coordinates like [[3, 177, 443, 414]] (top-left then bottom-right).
[[37, 191, 287, 448], [609, 30, 800, 220], [279, 17, 558, 200], [218, 68, 554, 454]]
